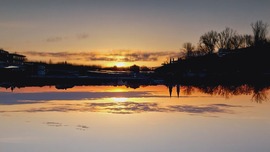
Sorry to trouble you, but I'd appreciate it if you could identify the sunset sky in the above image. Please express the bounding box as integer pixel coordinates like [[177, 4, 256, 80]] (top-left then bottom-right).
[[1, 0, 270, 67]]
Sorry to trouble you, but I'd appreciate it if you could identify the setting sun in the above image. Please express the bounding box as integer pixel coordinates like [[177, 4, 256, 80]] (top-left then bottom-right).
[[115, 62, 126, 67]]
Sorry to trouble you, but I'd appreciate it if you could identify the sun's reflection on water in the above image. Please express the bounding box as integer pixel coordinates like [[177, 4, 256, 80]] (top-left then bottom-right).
[[112, 97, 128, 102]]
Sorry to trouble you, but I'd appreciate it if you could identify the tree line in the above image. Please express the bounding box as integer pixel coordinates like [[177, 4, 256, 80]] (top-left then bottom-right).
[[155, 20, 270, 83], [181, 20, 269, 59]]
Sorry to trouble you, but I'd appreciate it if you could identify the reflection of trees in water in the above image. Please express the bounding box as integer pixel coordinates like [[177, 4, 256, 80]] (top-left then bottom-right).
[[177, 84, 269, 103], [167, 85, 173, 97], [182, 86, 194, 95], [176, 84, 180, 97], [197, 85, 253, 98], [166, 84, 181, 97], [252, 87, 269, 103]]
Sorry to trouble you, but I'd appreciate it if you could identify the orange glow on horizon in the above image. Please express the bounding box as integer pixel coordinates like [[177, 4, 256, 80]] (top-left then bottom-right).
[[115, 62, 126, 67], [112, 97, 128, 102], [17, 50, 168, 68], [105, 62, 133, 68]]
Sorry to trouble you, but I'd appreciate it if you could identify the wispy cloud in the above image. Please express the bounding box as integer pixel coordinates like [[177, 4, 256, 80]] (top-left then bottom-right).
[[22, 50, 180, 63], [168, 105, 228, 114], [87, 102, 242, 114], [0, 91, 152, 105], [77, 33, 89, 40], [0, 95, 244, 115], [46, 36, 63, 42], [88, 56, 115, 61], [0, 88, 243, 115], [44, 122, 65, 127], [45, 33, 89, 43], [88, 102, 166, 114]]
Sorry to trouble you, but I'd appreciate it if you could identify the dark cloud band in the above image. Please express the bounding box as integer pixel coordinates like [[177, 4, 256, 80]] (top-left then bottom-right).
[[22, 50, 179, 62]]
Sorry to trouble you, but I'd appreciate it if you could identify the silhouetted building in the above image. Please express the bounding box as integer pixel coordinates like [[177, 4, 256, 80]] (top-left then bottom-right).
[[0, 49, 9, 64], [0, 49, 26, 65], [8, 53, 26, 65]]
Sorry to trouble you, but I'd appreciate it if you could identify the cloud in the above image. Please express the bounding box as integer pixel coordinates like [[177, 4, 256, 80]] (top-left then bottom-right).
[[88, 56, 115, 61], [46, 36, 63, 42], [76, 125, 89, 131], [23, 51, 96, 59], [22, 50, 180, 63], [44, 122, 64, 127], [77, 33, 89, 40], [26, 106, 78, 113], [43, 122, 88, 131], [122, 52, 158, 62], [86, 102, 241, 114], [0, 91, 152, 105], [88, 102, 165, 114], [45, 33, 89, 43], [0, 99, 46, 105], [107, 51, 179, 62], [0, 100, 243, 115], [168, 105, 227, 114]]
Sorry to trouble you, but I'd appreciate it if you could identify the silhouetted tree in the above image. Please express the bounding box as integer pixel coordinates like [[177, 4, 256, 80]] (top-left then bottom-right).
[[192, 50, 207, 57], [130, 64, 140, 73], [217, 27, 236, 50], [181, 42, 195, 59], [251, 20, 269, 46], [197, 43, 209, 55], [252, 87, 268, 103], [230, 35, 245, 49], [199, 30, 218, 54], [157, 21, 270, 83], [182, 86, 194, 95], [140, 66, 151, 71], [243, 34, 254, 47]]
